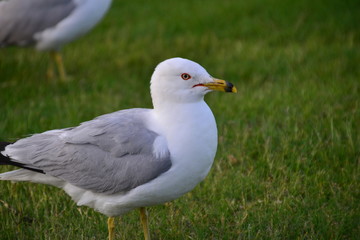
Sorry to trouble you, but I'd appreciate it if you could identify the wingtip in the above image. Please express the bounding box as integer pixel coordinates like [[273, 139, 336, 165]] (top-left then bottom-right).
[[0, 141, 12, 151], [0, 141, 45, 174], [0, 141, 12, 164]]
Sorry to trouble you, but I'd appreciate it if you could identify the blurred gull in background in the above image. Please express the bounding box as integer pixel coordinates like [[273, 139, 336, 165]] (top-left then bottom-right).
[[0, 0, 112, 80]]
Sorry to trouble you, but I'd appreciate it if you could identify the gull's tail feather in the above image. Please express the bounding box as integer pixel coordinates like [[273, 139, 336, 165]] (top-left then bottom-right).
[[0, 168, 64, 188], [0, 169, 38, 181]]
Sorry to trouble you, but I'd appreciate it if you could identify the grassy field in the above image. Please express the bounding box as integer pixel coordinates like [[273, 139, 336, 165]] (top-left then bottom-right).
[[0, 0, 359, 239]]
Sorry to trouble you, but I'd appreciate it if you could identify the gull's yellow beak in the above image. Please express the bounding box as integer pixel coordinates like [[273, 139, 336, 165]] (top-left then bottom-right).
[[202, 78, 237, 93]]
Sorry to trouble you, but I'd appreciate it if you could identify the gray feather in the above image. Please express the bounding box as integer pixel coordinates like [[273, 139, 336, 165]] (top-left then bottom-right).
[[0, 0, 76, 47], [4, 109, 172, 194]]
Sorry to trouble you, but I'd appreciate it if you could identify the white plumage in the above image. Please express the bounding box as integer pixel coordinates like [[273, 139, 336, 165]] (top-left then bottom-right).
[[34, 0, 112, 50]]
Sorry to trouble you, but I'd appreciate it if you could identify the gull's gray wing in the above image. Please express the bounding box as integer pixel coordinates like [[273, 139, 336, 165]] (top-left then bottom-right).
[[3, 109, 172, 194], [0, 0, 76, 46]]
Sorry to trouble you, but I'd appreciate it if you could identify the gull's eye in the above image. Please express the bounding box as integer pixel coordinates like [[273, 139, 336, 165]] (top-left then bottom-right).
[[181, 73, 192, 80]]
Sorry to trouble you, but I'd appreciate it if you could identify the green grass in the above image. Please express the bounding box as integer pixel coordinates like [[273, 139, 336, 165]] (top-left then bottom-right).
[[1, 0, 359, 239]]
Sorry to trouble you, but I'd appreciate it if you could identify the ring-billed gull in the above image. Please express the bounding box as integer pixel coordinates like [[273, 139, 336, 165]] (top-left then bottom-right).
[[0, 57, 237, 240], [0, 0, 112, 80]]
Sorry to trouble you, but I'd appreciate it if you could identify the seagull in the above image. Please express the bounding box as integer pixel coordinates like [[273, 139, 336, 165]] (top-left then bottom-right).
[[0, 0, 112, 80], [0, 57, 237, 240]]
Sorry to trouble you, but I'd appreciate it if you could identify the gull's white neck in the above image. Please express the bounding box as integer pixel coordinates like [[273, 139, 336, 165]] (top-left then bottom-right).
[[152, 98, 216, 140]]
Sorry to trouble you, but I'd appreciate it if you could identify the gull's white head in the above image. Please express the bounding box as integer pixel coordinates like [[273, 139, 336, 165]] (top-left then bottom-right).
[[150, 58, 236, 106]]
